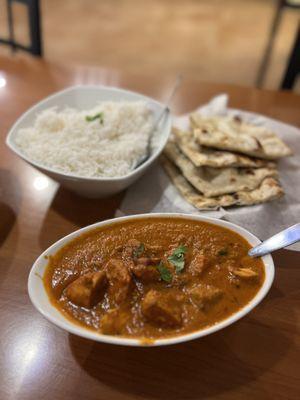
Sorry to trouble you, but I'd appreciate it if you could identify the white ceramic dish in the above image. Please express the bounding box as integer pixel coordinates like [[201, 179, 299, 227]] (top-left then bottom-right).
[[28, 213, 274, 347], [6, 85, 172, 198]]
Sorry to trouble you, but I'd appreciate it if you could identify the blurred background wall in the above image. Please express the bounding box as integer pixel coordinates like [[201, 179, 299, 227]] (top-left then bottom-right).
[[0, 0, 299, 90]]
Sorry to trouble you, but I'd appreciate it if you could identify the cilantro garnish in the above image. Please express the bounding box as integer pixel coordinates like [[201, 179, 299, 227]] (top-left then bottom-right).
[[133, 243, 145, 258], [85, 112, 104, 124], [168, 245, 187, 273], [157, 261, 172, 283]]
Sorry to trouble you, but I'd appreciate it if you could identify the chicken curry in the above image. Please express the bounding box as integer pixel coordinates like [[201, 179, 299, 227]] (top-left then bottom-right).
[[44, 217, 265, 340]]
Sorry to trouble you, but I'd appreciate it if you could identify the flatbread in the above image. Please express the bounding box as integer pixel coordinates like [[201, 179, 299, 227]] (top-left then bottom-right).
[[161, 156, 284, 210], [173, 127, 273, 168], [164, 141, 278, 197], [190, 114, 292, 160]]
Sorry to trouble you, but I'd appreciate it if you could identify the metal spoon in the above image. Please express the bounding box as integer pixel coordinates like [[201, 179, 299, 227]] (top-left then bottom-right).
[[152, 73, 183, 129], [133, 74, 183, 169], [248, 223, 300, 257]]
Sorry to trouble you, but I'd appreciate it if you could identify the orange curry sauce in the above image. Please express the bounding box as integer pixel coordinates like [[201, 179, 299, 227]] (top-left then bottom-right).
[[44, 218, 265, 339]]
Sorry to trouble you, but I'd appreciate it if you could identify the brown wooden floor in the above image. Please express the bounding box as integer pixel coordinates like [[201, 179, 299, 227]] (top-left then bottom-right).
[[0, 0, 299, 90]]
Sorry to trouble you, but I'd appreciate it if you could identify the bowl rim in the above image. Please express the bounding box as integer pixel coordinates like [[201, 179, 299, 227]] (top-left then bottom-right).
[[6, 84, 172, 182], [28, 213, 275, 347]]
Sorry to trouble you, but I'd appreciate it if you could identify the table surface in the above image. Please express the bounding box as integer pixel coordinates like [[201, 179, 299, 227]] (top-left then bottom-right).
[[0, 55, 299, 400]]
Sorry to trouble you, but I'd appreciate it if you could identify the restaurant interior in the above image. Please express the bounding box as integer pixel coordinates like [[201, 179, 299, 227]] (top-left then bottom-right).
[[0, 0, 299, 90], [0, 1, 299, 400]]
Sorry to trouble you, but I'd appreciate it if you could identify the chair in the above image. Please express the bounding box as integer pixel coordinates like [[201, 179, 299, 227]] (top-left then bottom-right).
[[256, 0, 300, 89], [0, 0, 42, 56], [281, 25, 300, 89]]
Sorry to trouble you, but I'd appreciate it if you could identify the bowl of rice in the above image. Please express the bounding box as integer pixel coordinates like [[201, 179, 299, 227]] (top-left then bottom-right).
[[6, 85, 172, 197]]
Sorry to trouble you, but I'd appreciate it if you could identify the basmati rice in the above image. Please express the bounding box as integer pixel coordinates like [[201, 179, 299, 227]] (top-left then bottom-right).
[[15, 101, 154, 178]]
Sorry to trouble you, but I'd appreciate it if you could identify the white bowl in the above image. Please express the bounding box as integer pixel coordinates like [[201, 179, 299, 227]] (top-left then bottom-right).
[[6, 85, 172, 198], [28, 213, 274, 347]]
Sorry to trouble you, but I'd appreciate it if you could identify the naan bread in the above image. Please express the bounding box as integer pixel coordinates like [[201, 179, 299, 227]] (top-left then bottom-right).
[[164, 142, 278, 197], [173, 127, 273, 168], [161, 156, 284, 210], [190, 114, 292, 160]]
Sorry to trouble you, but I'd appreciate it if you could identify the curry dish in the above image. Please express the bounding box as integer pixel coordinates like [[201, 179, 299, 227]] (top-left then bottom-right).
[[44, 218, 265, 340]]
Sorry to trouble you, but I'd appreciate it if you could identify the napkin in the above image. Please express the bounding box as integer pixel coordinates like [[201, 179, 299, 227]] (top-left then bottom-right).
[[117, 95, 300, 249]]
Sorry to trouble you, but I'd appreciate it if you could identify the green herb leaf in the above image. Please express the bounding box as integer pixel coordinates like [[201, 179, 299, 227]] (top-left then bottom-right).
[[85, 112, 104, 124], [218, 248, 228, 256], [172, 245, 187, 257], [168, 245, 187, 273], [157, 261, 172, 283], [133, 243, 145, 258]]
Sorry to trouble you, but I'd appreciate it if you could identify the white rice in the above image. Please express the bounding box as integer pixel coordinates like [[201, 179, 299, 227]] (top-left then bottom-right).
[[14, 101, 154, 178]]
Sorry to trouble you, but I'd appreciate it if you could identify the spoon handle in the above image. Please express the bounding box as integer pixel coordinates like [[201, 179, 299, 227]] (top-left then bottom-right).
[[133, 74, 183, 170], [153, 74, 183, 127], [248, 223, 300, 257]]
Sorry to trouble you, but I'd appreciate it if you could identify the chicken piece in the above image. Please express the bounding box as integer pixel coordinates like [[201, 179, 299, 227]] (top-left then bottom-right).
[[65, 270, 107, 308], [106, 259, 132, 306], [233, 268, 258, 281], [141, 290, 183, 328], [130, 255, 161, 283], [188, 284, 222, 309], [137, 257, 161, 266], [52, 269, 80, 292], [122, 239, 142, 259], [131, 264, 161, 283], [100, 309, 130, 335], [120, 239, 143, 271], [241, 256, 259, 269], [121, 239, 162, 282], [188, 252, 207, 276]]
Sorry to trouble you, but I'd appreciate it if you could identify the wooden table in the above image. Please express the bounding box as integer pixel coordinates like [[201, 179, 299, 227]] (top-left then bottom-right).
[[0, 55, 299, 400]]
